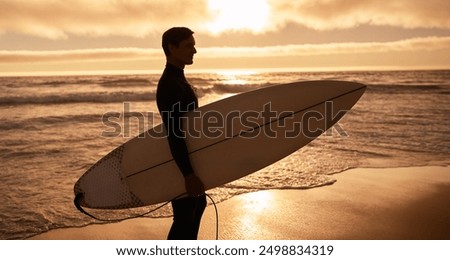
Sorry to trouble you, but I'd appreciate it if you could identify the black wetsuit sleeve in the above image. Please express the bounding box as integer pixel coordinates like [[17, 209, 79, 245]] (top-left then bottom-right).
[[157, 82, 196, 177]]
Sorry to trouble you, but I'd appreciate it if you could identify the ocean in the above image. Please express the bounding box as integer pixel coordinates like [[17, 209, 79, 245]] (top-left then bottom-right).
[[1, 70, 449, 240]]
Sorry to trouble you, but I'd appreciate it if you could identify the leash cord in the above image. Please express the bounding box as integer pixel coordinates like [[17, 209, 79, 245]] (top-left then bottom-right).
[[74, 193, 219, 240], [205, 193, 219, 240]]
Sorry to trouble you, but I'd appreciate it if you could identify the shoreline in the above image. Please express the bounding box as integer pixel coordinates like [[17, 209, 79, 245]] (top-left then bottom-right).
[[29, 165, 450, 240]]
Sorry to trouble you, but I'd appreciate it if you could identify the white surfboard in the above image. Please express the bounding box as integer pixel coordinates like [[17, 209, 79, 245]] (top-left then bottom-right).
[[74, 80, 366, 209]]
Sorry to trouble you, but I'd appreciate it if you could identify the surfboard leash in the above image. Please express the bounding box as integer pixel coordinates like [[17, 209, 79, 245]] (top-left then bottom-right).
[[205, 193, 219, 240], [73, 192, 182, 223], [74, 192, 220, 240]]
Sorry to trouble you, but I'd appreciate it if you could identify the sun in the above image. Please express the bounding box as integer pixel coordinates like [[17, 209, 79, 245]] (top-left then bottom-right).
[[207, 0, 271, 35]]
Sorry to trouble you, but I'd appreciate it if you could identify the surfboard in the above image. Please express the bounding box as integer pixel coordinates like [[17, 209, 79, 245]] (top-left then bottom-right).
[[74, 80, 366, 209]]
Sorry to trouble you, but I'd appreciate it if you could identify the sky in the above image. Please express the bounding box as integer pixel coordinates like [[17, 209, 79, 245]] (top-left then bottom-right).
[[0, 0, 449, 75]]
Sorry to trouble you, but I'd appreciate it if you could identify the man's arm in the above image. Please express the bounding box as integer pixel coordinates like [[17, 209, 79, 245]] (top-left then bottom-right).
[[158, 88, 205, 196], [164, 103, 195, 177]]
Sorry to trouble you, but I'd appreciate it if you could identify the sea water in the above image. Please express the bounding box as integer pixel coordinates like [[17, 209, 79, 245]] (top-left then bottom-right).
[[1, 70, 449, 239]]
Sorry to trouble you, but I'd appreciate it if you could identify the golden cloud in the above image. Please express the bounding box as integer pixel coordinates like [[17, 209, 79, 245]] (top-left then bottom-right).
[[199, 37, 450, 58], [0, 0, 211, 39], [1, 37, 448, 63], [0, 48, 161, 63], [0, 0, 449, 39], [269, 0, 450, 30]]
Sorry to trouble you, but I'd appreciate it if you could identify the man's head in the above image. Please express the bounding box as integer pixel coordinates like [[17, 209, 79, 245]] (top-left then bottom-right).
[[162, 27, 197, 68]]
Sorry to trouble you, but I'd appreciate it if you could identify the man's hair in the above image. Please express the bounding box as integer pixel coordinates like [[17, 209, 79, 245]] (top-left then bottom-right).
[[162, 27, 194, 56]]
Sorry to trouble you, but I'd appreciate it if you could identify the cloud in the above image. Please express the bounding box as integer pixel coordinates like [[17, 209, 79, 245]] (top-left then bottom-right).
[[0, 0, 212, 39], [2, 37, 449, 63], [0, 48, 162, 63], [269, 0, 450, 30], [0, 0, 449, 39], [200, 37, 450, 58]]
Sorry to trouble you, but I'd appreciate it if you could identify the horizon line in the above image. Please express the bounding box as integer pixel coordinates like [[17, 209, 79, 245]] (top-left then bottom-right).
[[1, 65, 449, 77]]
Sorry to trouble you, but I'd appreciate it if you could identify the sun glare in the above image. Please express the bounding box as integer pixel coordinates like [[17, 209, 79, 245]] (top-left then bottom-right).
[[242, 191, 273, 213], [216, 70, 257, 85], [207, 0, 270, 34]]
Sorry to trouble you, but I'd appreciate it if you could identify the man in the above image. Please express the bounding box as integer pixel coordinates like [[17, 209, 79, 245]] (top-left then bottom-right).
[[156, 27, 206, 240]]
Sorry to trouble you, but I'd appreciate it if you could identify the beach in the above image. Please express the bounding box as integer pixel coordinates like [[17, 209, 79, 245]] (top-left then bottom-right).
[[30, 166, 450, 240], [1, 70, 449, 240]]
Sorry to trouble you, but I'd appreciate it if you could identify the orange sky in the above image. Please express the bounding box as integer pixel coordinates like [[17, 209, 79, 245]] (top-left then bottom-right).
[[0, 0, 449, 75]]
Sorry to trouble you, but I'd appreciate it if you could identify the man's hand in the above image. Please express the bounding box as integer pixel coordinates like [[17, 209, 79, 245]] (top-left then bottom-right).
[[184, 174, 205, 197]]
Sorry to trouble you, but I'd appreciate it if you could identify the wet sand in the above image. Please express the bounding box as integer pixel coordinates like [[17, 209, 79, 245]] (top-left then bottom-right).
[[30, 166, 450, 240]]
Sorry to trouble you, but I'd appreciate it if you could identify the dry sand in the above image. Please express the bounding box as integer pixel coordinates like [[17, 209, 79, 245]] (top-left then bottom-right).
[[30, 166, 450, 240]]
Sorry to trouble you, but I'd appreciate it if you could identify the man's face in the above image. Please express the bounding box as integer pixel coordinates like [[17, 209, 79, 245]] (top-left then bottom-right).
[[169, 35, 197, 66]]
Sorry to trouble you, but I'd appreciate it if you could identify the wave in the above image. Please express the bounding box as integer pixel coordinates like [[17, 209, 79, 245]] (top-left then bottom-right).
[[212, 83, 268, 93], [2, 73, 448, 107], [0, 83, 264, 106], [365, 84, 448, 94], [98, 78, 154, 87], [2, 75, 155, 89], [0, 114, 102, 131], [0, 111, 158, 131], [0, 91, 156, 106]]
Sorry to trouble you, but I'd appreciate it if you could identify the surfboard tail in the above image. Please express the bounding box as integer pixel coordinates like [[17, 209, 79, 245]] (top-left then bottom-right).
[[73, 146, 145, 209]]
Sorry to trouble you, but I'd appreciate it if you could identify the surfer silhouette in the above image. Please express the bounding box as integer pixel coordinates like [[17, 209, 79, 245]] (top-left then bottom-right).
[[156, 27, 206, 240]]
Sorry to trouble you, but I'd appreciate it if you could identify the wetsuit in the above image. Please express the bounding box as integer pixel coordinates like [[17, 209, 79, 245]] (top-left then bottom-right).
[[156, 63, 206, 240]]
